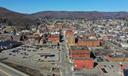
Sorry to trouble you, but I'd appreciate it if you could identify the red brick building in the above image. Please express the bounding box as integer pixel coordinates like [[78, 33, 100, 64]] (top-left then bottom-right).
[[70, 49, 90, 59], [74, 59, 94, 70], [65, 30, 74, 37], [69, 46, 90, 59], [48, 34, 59, 43], [69, 46, 94, 70]]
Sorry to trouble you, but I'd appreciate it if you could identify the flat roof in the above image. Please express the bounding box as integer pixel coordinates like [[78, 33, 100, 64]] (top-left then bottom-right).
[[93, 48, 112, 56], [72, 58, 91, 60], [78, 38, 99, 41], [70, 46, 88, 51]]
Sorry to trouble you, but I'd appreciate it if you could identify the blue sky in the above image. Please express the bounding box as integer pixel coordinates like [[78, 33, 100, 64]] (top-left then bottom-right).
[[0, 0, 128, 13]]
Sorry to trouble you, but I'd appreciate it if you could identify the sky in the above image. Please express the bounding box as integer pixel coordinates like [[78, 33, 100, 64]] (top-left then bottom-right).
[[0, 0, 128, 14]]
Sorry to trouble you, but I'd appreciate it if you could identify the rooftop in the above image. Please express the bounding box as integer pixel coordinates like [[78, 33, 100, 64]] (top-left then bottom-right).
[[70, 46, 88, 51]]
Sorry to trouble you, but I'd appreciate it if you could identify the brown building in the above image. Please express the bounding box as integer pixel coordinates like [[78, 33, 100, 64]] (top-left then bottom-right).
[[83, 33, 96, 38], [65, 30, 74, 37], [69, 46, 90, 59], [48, 34, 60, 43], [77, 39, 100, 47], [55, 23, 63, 30], [70, 46, 94, 70], [65, 30, 75, 46], [67, 37, 75, 46]]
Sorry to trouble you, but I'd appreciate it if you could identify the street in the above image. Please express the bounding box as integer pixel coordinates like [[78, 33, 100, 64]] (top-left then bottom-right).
[[0, 62, 29, 76], [59, 42, 73, 76]]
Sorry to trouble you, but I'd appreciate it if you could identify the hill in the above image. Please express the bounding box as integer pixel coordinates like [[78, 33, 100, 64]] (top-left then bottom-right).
[[0, 7, 36, 30], [32, 11, 128, 20], [1, 7, 128, 30]]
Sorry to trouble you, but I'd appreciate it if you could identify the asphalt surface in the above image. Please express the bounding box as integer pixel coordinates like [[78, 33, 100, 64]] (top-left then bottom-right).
[[60, 42, 73, 76], [0, 62, 29, 76], [0, 69, 9, 76]]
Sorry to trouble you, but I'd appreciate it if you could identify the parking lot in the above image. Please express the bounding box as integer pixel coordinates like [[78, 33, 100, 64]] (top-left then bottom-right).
[[0, 44, 61, 76]]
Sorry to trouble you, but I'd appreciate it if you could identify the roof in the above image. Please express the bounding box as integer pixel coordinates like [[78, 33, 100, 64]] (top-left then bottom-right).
[[74, 59, 94, 69], [72, 57, 91, 60], [93, 48, 112, 56], [70, 46, 88, 51], [49, 34, 59, 38], [65, 30, 74, 36], [78, 38, 99, 41]]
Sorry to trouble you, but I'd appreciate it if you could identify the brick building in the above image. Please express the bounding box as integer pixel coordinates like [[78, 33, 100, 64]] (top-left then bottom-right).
[[48, 34, 60, 43], [69, 46, 94, 70], [77, 39, 100, 47], [65, 30, 75, 46]]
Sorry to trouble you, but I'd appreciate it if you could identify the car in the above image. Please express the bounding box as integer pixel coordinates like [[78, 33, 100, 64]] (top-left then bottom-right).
[[9, 53, 12, 55]]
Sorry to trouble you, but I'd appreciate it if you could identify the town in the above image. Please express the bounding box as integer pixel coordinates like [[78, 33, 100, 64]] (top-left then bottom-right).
[[0, 15, 128, 76]]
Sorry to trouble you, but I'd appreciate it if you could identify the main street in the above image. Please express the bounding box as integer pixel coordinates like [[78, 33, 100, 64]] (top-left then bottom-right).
[[59, 30, 73, 76], [59, 42, 73, 76]]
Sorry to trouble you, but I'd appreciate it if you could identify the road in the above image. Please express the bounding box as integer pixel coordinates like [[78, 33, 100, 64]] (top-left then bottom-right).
[[59, 42, 73, 76], [103, 41, 125, 54], [0, 62, 29, 76], [105, 40, 126, 51], [0, 69, 10, 76], [59, 30, 73, 76]]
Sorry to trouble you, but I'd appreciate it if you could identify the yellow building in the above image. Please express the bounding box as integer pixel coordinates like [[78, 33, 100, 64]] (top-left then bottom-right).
[[67, 37, 75, 46]]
